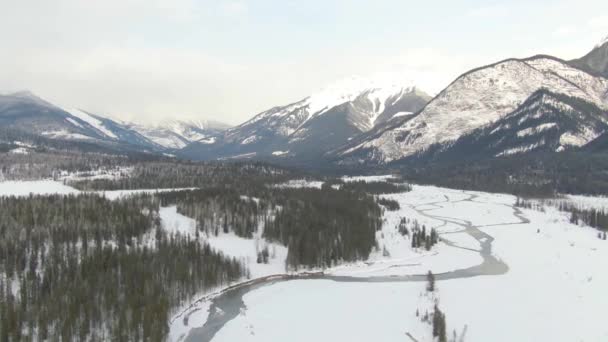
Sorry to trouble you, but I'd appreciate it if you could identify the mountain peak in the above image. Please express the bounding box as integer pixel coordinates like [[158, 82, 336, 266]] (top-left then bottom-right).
[[2, 90, 56, 108], [305, 75, 417, 116], [596, 34, 608, 48], [9, 90, 37, 98], [570, 35, 608, 78]]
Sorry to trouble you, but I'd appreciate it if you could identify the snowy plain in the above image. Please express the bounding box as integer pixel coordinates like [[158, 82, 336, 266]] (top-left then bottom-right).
[[189, 180, 608, 342], [2, 176, 606, 341], [0, 180, 194, 200]]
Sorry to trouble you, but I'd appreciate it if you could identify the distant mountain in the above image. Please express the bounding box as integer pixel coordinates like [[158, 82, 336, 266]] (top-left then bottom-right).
[[0, 92, 152, 146], [332, 54, 608, 166], [0, 91, 229, 154], [128, 119, 230, 149], [570, 35, 608, 78], [180, 77, 431, 162]]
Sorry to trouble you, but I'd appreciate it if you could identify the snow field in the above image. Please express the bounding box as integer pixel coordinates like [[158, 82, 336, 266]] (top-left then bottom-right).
[[207, 184, 608, 342], [0, 180, 194, 200]]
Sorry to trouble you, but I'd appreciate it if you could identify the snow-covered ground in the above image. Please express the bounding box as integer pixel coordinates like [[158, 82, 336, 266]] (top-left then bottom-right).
[[544, 194, 608, 211], [328, 186, 483, 278], [56, 167, 133, 182], [212, 280, 437, 342], [0, 180, 193, 200], [158, 204, 288, 280], [341, 174, 397, 183], [4, 176, 607, 341], [198, 183, 608, 342], [0, 180, 80, 197], [161, 205, 289, 342], [273, 179, 324, 189]]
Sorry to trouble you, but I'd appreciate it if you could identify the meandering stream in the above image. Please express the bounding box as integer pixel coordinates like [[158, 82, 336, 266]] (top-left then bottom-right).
[[182, 191, 529, 342]]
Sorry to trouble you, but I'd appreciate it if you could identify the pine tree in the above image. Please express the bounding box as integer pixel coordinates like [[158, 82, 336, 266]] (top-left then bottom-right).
[[433, 305, 447, 342], [426, 270, 435, 292]]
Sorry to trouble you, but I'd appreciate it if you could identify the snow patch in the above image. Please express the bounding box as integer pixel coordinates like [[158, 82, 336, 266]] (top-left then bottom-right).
[[0, 180, 80, 197], [240, 136, 259, 145], [9, 147, 29, 154], [160, 206, 197, 237], [516, 122, 557, 137], [63, 108, 118, 139], [274, 179, 324, 189], [559, 130, 600, 147]]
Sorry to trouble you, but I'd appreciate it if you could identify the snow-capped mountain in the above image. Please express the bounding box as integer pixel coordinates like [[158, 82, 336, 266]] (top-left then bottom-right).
[[180, 77, 431, 161], [333, 54, 608, 166], [128, 119, 230, 149], [401, 89, 608, 163], [0, 92, 122, 143], [0, 91, 229, 153]]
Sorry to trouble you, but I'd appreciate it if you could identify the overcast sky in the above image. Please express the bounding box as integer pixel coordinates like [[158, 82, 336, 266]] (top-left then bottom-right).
[[1, 0, 607, 125]]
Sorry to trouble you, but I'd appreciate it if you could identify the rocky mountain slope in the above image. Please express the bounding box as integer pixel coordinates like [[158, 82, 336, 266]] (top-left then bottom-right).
[[570, 35, 608, 78], [127, 119, 230, 149], [332, 52, 608, 166], [0, 91, 230, 154], [179, 77, 431, 162], [405, 89, 608, 163], [0, 91, 156, 150]]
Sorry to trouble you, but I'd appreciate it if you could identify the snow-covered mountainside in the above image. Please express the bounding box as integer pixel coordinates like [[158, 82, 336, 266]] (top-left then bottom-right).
[[128, 119, 230, 149], [0, 91, 230, 153], [335, 55, 608, 165], [0, 92, 115, 142], [401, 90, 608, 163], [180, 77, 431, 161]]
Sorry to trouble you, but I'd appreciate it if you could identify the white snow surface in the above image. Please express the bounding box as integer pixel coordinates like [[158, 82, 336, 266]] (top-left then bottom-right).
[[170, 300, 212, 342], [41, 130, 95, 141], [341, 174, 397, 183], [63, 108, 118, 139], [0, 180, 193, 200], [238, 76, 424, 140], [271, 150, 289, 156], [0, 180, 80, 197], [205, 232, 288, 278], [206, 184, 608, 342], [515, 122, 556, 137], [212, 280, 437, 342], [128, 119, 222, 149], [158, 203, 288, 279], [9, 147, 29, 154], [160, 206, 198, 237], [274, 179, 324, 189]]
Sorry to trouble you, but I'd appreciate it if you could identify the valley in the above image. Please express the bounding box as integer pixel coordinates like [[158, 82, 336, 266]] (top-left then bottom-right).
[[2, 6, 608, 341], [1, 171, 605, 341], [172, 181, 608, 342]]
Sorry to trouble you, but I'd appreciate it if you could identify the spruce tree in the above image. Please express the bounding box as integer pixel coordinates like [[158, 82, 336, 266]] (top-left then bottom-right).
[[426, 270, 435, 292]]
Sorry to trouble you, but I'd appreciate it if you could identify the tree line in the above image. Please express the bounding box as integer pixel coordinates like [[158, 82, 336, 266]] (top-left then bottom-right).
[[0, 193, 245, 342], [157, 184, 385, 269], [517, 197, 608, 239]]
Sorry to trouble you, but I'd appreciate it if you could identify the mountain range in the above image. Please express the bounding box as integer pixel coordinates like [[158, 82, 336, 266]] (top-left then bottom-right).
[[2, 34, 608, 172], [0, 92, 231, 154], [333, 51, 608, 167], [180, 77, 431, 162]]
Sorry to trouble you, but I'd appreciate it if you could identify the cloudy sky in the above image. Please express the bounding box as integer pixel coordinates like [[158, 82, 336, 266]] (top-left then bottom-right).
[[1, 0, 607, 124]]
